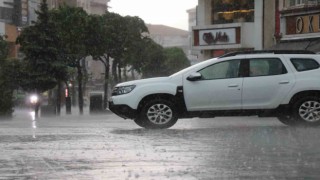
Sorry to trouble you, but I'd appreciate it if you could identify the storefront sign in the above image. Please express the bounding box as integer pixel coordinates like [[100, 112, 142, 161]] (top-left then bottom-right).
[[286, 14, 320, 34], [199, 28, 236, 45]]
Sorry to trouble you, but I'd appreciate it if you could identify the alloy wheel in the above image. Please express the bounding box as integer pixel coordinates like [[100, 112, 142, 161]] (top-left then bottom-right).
[[298, 100, 320, 122], [146, 103, 173, 125]]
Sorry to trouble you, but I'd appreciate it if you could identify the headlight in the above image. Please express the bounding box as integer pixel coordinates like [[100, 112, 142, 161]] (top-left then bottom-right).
[[112, 85, 136, 96], [30, 95, 39, 104]]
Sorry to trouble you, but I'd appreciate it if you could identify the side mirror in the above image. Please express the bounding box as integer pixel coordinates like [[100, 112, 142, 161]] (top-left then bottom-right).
[[187, 72, 202, 81]]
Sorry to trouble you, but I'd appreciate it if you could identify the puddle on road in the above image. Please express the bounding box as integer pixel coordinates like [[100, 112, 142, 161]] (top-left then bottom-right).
[[0, 134, 101, 143]]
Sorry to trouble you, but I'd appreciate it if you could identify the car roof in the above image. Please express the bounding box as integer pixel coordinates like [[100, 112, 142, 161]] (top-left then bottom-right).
[[219, 50, 316, 58]]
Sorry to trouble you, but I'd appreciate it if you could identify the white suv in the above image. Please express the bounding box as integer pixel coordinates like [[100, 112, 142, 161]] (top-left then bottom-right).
[[109, 50, 320, 129]]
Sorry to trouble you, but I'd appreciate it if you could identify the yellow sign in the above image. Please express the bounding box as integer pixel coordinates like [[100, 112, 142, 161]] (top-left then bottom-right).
[[295, 14, 320, 34]]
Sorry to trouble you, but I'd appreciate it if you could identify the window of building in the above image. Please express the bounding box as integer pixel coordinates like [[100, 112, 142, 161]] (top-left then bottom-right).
[[0, 7, 13, 23], [290, 58, 320, 71], [211, 0, 254, 25], [289, 0, 320, 6]]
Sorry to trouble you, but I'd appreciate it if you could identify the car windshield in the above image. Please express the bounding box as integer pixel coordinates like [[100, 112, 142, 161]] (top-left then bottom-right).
[[1, 0, 320, 179]]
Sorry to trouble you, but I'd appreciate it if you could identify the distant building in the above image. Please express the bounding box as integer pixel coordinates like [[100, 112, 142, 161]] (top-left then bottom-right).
[[270, 0, 320, 53], [0, 0, 27, 58], [192, 0, 276, 60], [47, 0, 109, 15], [187, 7, 201, 64], [146, 24, 189, 58], [90, 0, 109, 15]]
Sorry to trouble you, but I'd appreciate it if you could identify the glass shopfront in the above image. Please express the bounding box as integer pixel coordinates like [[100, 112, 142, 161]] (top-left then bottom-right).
[[211, 0, 254, 24]]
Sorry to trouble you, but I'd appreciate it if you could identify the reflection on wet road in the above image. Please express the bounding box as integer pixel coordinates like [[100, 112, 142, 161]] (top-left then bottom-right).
[[0, 109, 320, 179]]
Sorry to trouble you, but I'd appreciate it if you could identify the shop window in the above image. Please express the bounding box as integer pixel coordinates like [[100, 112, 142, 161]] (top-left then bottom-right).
[[211, 0, 254, 25], [296, 0, 306, 5], [289, 0, 320, 6]]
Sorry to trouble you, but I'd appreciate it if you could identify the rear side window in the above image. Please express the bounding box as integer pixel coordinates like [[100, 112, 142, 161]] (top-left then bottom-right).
[[291, 58, 320, 72], [249, 58, 287, 77]]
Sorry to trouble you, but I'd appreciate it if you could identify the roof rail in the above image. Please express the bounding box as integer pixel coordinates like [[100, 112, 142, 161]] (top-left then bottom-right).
[[219, 50, 316, 58]]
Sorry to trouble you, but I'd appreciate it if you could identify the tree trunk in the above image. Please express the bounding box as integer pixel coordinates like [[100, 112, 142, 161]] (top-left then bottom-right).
[[131, 69, 135, 79], [48, 90, 54, 105], [104, 55, 110, 109], [81, 59, 87, 97], [35, 103, 40, 119], [123, 66, 127, 81], [56, 82, 61, 115], [118, 64, 122, 82], [99, 54, 110, 109], [71, 78, 76, 106], [65, 81, 71, 114], [112, 59, 118, 84], [77, 60, 83, 115]]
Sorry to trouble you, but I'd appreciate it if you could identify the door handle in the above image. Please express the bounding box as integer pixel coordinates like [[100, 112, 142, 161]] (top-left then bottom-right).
[[228, 84, 239, 87], [279, 81, 289, 84]]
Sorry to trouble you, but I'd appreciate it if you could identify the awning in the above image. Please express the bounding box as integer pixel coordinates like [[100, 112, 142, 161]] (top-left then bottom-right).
[[268, 39, 320, 53]]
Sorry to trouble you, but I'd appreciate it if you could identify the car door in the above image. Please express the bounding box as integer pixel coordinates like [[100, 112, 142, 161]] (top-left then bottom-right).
[[183, 59, 243, 111], [242, 57, 295, 109]]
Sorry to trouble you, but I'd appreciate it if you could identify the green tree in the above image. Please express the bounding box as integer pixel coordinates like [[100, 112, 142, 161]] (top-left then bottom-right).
[[86, 12, 135, 107], [0, 35, 14, 117], [140, 38, 167, 78], [86, 14, 112, 108], [50, 5, 89, 114], [163, 47, 190, 75], [16, 0, 68, 117], [103, 13, 130, 84], [121, 16, 149, 79]]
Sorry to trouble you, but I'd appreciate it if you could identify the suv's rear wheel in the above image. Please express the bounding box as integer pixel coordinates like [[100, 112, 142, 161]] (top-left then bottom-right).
[[292, 96, 320, 126], [277, 115, 298, 126], [135, 98, 178, 129]]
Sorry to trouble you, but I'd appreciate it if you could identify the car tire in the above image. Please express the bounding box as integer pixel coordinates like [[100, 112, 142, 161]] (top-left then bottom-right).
[[133, 118, 148, 128], [292, 96, 320, 126], [277, 115, 298, 126], [137, 98, 178, 129]]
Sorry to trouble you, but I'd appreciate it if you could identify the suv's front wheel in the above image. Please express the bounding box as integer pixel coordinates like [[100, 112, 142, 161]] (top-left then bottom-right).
[[135, 98, 178, 129]]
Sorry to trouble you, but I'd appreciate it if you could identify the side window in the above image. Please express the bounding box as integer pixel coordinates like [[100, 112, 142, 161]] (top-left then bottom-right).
[[249, 58, 287, 77], [290, 58, 320, 72], [199, 60, 240, 80]]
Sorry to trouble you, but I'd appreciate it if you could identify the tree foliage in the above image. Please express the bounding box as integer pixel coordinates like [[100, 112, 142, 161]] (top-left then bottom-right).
[[140, 38, 167, 78], [50, 5, 89, 66], [163, 47, 191, 75], [0, 36, 14, 116], [50, 5, 90, 114], [16, 0, 67, 93], [122, 16, 149, 74], [13, 1, 192, 115]]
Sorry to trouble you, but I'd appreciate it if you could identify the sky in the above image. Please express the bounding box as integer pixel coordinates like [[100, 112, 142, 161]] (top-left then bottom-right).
[[108, 0, 198, 31]]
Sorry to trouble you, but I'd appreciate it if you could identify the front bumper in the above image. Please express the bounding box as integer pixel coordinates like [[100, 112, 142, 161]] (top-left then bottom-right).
[[108, 101, 137, 119]]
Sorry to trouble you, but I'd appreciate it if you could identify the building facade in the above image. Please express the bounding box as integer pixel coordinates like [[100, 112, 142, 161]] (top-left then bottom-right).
[[192, 0, 276, 60], [271, 0, 320, 53], [187, 7, 201, 64], [0, 0, 27, 58], [46, 0, 109, 15]]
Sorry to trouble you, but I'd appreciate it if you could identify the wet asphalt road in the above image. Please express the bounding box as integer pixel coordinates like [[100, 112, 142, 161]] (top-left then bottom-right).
[[1, 108, 320, 180]]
